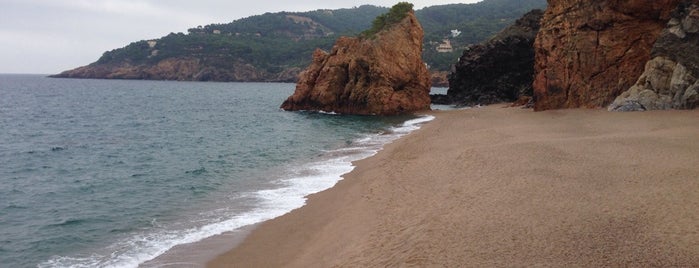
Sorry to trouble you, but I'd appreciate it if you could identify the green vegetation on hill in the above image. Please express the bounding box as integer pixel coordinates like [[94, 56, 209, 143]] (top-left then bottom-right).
[[90, 0, 546, 77], [419, 0, 548, 70], [98, 32, 337, 71]]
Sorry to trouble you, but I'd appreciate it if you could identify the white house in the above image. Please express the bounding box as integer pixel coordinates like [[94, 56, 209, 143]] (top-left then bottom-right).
[[436, 39, 453, 53]]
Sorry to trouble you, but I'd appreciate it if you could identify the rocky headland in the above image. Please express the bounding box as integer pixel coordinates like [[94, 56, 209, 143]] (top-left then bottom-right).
[[437, 9, 543, 106], [280, 3, 431, 115], [50, 58, 300, 82]]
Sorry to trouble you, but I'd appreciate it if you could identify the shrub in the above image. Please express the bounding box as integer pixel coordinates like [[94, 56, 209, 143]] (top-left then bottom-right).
[[361, 2, 414, 38]]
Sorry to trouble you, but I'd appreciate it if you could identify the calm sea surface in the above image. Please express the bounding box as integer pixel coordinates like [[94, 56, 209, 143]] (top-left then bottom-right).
[[0, 74, 433, 267]]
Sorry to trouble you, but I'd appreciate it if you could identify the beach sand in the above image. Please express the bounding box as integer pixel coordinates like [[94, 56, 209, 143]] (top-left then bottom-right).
[[208, 105, 699, 267]]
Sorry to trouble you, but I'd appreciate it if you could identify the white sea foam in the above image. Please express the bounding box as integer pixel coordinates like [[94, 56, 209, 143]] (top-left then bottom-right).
[[392, 115, 436, 135], [40, 114, 434, 268]]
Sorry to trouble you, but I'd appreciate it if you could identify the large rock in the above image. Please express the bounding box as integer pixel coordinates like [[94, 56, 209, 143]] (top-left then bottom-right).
[[280, 5, 431, 115], [444, 9, 543, 106], [609, 1, 699, 111], [533, 0, 681, 110]]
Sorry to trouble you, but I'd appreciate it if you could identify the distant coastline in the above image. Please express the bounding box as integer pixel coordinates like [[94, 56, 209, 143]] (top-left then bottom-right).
[[49, 0, 546, 84]]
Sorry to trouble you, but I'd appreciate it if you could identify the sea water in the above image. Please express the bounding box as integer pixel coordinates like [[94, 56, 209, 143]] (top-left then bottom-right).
[[0, 74, 434, 267]]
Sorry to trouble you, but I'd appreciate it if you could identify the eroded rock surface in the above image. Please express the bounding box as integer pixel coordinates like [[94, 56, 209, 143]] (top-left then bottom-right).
[[609, 1, 699, 111], [280, 7, 431, 115], [533, 0, 681, 110]]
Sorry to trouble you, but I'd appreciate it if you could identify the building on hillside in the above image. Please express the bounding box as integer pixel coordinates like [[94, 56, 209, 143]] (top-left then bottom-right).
[[436, 39, 453, 53]]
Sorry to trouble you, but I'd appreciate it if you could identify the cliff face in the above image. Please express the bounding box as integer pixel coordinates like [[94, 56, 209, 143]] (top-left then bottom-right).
[[280, 9, 431, 115], [609, 1, 699, 111], [444, 9, 543, 106], [51, 58, 300, 82], [533, 0, 681, 110]]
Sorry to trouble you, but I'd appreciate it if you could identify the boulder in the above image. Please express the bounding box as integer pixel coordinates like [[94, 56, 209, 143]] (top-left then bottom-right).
[[280, 3, 431, 115]]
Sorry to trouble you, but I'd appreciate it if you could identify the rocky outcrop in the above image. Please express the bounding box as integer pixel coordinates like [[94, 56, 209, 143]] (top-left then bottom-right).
[[609, 1, 699, 111], [50, 58, 300, 82], [441, 9, 543, 106], [533, 0, 682, 110], [430, 71, 449, 87], [280, 5, 431, 115]]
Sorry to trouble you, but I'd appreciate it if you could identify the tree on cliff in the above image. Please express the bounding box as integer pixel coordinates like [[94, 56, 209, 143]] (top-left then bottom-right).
[[362, 2, 414, 37]]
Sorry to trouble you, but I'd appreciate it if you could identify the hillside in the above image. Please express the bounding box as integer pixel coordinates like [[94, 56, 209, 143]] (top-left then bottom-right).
[[52, 0, 547, 82]]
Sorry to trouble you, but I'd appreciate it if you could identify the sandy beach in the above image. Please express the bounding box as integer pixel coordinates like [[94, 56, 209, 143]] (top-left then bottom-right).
[[208, 105, 699, 267]]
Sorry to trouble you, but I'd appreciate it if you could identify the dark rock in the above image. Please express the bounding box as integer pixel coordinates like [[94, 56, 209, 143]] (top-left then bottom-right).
[[430, 94, 453, 105], [446, 9, 543, 107]]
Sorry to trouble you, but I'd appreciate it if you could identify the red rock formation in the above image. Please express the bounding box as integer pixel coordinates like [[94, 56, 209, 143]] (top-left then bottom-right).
[[609, 1, 699, 111], [430, 71, 449, 87], [533, 0, 681, 110], [280, 7, 431, 115]]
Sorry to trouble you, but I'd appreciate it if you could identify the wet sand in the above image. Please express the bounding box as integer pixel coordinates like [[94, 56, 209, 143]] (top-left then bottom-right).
[[208, 105, 699, 267]]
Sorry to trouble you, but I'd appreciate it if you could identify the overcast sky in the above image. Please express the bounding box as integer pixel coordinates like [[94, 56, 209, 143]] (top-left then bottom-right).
[[0, 1, 480, 74]]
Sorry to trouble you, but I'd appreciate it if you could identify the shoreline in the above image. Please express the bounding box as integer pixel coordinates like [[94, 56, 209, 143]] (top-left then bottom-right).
[[208, 105, 699, 267], [140, 112, 436, 267]]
